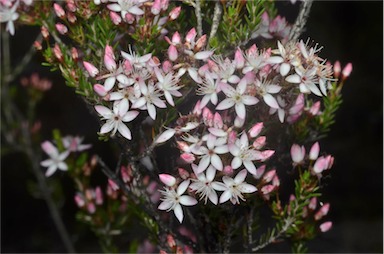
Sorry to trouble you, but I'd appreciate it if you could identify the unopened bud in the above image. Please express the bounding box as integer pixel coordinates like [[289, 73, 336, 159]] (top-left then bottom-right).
[[110, 11, 122, 25], [320, 221, 332, 232], [53, 3, 66, 18], [314, 203, 330, 221], [151, 0, 161, 15], [83, 61, 99, 77], [169, 6, 181, 20], [34, 40, 42, 51], [53, 44, 63, 62], [71, 47, 78, 61], [333, 61, 341, 78], [342, 62, 352, 80], [41, 26, 49, 39]]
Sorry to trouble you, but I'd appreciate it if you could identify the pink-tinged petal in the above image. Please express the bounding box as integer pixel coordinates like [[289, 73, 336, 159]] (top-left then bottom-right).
[[40, 158, 54, 167], [169, 6, 181, 20], [155, 129, 176, 144], [285, 74, 301, 83], [41, 141, 58, 156], [235, 103, 246, 119], [122, 110, 139, 122], [104, 76, 116, 91], [342, 63, 353, 78], [333, 61, 341, 78], [58, 150, 70, 160], [243, 161, 257, 175], [219, 190, 232, 204], [291, 144, 305, 163], [174, 204, 184, 223], [239, 183, 257, 193], [309, 197, 317, 210], [220, 83, 235, 96], [177, 180, 190, 195], [117, 123, 132, 140], [214, 145, 229, 154], [147, 103, 157, 120], [159, 174, 176, 187], [104, 54, 116, 72], [222, 176, 234, 186], [194, 51, 213, 60], [208, 128, 227, 137], [216, 98, 235, 110], [212, 182, 227, 191], [280, 62, 291, 76], [234, 169, 247, 184], [180, 153, 195, 163], [234, 48, 245, 69], [139, 53, 152, 63], [231, 157, 242, 169], [100, 121, 115, 134], [197, 156, 210, 174], [45, 166, 57, 177], [95, 105, 113, 118], [242, 95, 259, 105], [237, 78, 247, 94], [249, 122, 263, 138], [158, 200, 173, 210], [129, 5, 144, 15], [187, 68, 202, 84], [263, 94, 279, 109], [261, 184, 275, 195], [179, 195, 198, 206], [168, 45, 178, 62], [94, 84, 108, 97], [117, 74, 129, 86], [320, 221, 332, 232], [186, 28, 197, 43], [299, 83, 311, 94], [309, 142, 320, 160], [107, 3, 122, 12], [313, 156, 327, 173], [240, 132, 249, 147], [153, 97, 167, 108], [210, 154, 223, 171], [228, 144, 240, 157], [108, 92, 123, 101]]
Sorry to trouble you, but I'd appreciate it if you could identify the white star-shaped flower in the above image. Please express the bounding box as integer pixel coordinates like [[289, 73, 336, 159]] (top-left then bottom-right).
[[229, 132, 259, 175], [40, 141, 70, 177], [0, 1, 19, 36]]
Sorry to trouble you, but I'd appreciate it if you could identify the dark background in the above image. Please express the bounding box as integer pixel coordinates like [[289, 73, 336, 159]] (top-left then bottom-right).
[[1, 1, 383, 253]]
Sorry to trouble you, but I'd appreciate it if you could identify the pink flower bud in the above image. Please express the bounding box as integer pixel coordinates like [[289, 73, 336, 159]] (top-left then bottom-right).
[[223, 165, 233, 175], [234, 48, 245, 69], [213, 113, 223, 129], [177, 141, 190, 152], [93, 84, 107, 97], [159, 174, 176, 187], [254, 164, 265, 179], [309, 101, 321, 116], [87, 202, 96, 214], [186, 28, 197, 44], [247, 44, 258, 56], [161, 0, 169, 10], [313, 156, 327, 174], [325, 155, 334, 169], [167, 234, 176, 248], [53, 3, 65, 18], [95, 186, 103, 205], [314, 203, 330, 221], [178, 168, 190, 179], [124, 13, 135, 24], [249, 122, 263, 138], [193, 101, 202, 115], [34, 40, 42, 51], [169, 6, 181, 20], [151, 0, 161, 15], [333, 61, 341, 78], [171, 31, 181, 45], [290, 144, 305, 164], [202, 107, 213, 126], [123, 60, 133, 73], [121, 166, 131, 183], [342, 62, 352, 79], [74, 193, 85, 207], [104, 46, 116, 71], [253, 136, 266, 149], [161, 60, 173, 73], [159, 250, 167, 254], [180, 153, 195, 164], [261, 184, 275, 195], [289, 93, 305, 115], [228, 131, 237, 144], [320, 221, 332, 232], [263, 169, 276, 183], [195, 34, 207, 51], [168, 45, 178, 61], [53, 44, 63, 62], [41, 26, 49, 39], [108, 179, 119, 191], [66, 0, 77, 12], [71, 47, 78, 61], [309, 142, 320, 161], [308, 197, 317, 210], [55, 23, 68, 35], [67, 12, 77, 23], [110, 11, 122, 25], [41, 141, 57, 156], [83, 61, 99, 77], [259, 150, 275, 162], [272, 175, 280, 186]]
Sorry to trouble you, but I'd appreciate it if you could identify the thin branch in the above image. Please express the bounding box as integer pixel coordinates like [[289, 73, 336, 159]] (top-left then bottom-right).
[[288, 0, 314, 42], [208, 1, 222, 46], [194, 0, 203, 37], [251, 217, 294, 252], [247, 206, 255, 251]]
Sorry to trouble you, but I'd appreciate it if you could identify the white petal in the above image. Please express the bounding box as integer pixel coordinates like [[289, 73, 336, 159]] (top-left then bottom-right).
[[177, 180, 190, 195], [242, 95, 259, 105], [164, 91, 175, 106], [240, 132, 249, 147], [285, 74, 301, 84], [107, 3, 122, 12], [306, 83, 322, 96], [208, 191, 218, 205], [155, 129, 176, 144], [216, 98, 235, 110], [206, 166, 216, 181], [41, 159, 54, 167], [235, 103, 246, 119], [239, 183, 257, 193], [214, 145, 229, 154], [147, 103, 157, 120], [266, 85, 282, 94], [228, 75, 240, 84], [231, 157, 242, 169], [228, 144, 240, 156], [197, 156, 210, 174], [104, 76, 116, 91], [174, 204, 184, 223], [188, 68, 202, 84], [45, 165, 57, 177], [263, 94, 279, 109], [208, 128, 227, 137], [117, 123, 132, 139], [194, 51, 213, 60], [267, 56, 284, 64], [118, 99, 129, 116], [100, 121, 115, 134], [280, 63, 291, 76], [95, 105, 113, 118], [122, 110, 139, 122], [117, 74, 130, 85], [219, 190, 232, 203], [129, 5, 144, 15], [211, 154, 223, 171], [132, 97, 146, 109], [299, 83, 311, 94], [234, 169, 247, 184], [159, 174, 176, 186], [237, 78, 247, 94], [158, 201, 172, 210], [57, 162, 68, 171], [212, 182, 227, 191], [179, 195, 198, 206], [108, 92, 124, 101], [139, 53, 152, 63], [243, 160, 257, 175]]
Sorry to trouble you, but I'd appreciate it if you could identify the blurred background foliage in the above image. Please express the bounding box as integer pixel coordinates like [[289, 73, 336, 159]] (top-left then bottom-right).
[[1, 1, 383, 252]]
